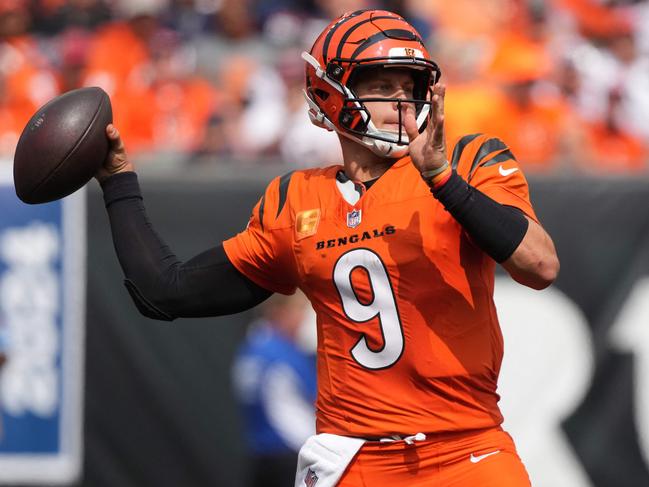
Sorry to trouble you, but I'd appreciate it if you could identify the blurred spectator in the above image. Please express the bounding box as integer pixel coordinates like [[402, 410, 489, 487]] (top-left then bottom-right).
[[311, 0, 370, 23], [0, 0, 58, 159], [130, 29, 218, 154], [424, 0, 596, 172], [194, 53, 290, 162], [438, 35, 504, 148], [81, 0, 218, 155], [277, 49, 343, 167], [580, 86, 649, 173], [633, 0, 649, 55], [193, 56, 256, 160], [424, 0, 523, 42], [563, 0, 649, 141], [195, 0, 275, 82], [261, 10, 309, 48], [31, 0, 112, 36], [191, 113, 231, 160], [232, 292, 317, 487], [228, 58, 287, 158], [0, 0, 647, 171], [79, 1, 158, 119], [0, 75, 26, 158], [382, 0, 435, 42], [164, 0, 217, 40], [485, 33, 585, 172], [213, 0, 256, 40], [55, 28, 90, 92], [219, 49, 343, 164]]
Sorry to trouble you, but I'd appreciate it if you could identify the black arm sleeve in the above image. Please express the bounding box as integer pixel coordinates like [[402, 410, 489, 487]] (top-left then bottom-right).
[[101, 172, 272, 321], [431, 171, 529, 263]]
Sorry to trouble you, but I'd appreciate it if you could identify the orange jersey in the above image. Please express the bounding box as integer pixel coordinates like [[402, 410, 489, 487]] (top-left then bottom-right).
[[224, 134, 538, 438]]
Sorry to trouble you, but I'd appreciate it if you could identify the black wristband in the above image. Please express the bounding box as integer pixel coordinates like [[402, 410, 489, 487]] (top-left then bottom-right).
[[432, 171, 529, 262], [101, 172, 142, 208]]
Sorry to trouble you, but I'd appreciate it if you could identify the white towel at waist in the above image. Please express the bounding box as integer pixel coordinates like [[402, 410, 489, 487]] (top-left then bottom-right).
[[294, 433, 365, 487]]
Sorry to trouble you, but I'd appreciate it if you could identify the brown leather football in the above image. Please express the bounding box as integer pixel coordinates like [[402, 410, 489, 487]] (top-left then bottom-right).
[[13, 86, 113, 204]]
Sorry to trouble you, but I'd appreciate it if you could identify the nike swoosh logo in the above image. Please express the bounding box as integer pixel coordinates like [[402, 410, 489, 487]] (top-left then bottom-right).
[[470, 450, 501, 463], [499, 166, 519, 176]]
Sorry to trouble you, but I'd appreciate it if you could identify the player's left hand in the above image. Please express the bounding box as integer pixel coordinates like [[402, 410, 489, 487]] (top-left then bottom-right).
[[402, 83, 448, 173]]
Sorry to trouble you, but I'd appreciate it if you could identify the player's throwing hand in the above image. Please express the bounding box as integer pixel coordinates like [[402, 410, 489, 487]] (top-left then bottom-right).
[[95, 124, 134, 183]]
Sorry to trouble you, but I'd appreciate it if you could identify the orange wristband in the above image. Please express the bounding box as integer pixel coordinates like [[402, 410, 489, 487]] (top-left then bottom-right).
[[432, 167, 452, 189], [421, 162, 452, 189]]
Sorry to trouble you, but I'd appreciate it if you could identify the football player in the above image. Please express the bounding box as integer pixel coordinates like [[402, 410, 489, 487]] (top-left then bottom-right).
[[96, 9, 559, 487]]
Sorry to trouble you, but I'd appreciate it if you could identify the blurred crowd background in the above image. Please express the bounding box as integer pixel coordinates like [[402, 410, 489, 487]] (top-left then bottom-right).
[[1, 0, 649, 174]]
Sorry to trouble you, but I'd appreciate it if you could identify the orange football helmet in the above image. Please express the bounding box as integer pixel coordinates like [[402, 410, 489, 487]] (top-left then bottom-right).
[[302, 9, 441, 158]]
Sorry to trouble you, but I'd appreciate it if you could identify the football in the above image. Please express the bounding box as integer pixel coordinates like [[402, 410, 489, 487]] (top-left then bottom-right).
[[13, 86, 113, 204]]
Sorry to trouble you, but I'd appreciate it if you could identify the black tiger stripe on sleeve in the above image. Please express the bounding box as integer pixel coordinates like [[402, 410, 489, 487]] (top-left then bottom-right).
[[480, 149, 517, 167], [258, 196, 266, 232], [256, 171, 295, 233], [468, 137, 508, 175], [276, 171, 295, 218], [450, 133, 482, 170]]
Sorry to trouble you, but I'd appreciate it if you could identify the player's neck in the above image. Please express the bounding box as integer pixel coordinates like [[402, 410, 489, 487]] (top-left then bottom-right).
[[339, 136, 397, 183]]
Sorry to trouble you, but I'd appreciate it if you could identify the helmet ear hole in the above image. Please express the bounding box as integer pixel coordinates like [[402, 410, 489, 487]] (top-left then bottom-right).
[[314, 89, 330, 101]]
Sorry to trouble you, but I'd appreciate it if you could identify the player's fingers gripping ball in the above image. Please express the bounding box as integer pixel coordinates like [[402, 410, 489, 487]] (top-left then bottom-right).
[[94, 124, 133, 184]]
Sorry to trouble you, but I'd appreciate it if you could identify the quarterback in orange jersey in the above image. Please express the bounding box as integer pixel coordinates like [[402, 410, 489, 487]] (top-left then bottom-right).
[[95, 9, 559, 487]]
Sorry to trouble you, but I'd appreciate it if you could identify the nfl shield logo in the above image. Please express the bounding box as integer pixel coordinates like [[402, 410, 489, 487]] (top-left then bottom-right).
[[347, 209, 362, 228], [304, 468, 319, 487]]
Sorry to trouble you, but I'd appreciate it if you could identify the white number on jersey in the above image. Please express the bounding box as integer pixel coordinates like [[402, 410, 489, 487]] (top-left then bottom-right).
[[333, 248, 404, 369]]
